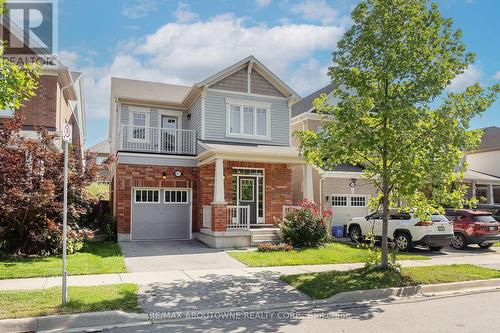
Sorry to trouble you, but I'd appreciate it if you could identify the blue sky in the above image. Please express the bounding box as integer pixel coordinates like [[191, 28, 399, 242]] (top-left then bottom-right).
[[56, 0, 500, 148]]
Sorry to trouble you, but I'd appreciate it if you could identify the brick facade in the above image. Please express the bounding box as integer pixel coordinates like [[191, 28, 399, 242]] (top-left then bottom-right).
[[114, 160, 294, 236]]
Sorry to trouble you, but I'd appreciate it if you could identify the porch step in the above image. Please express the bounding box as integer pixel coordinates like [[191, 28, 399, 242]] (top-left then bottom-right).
[[250, 228, 282, 245]]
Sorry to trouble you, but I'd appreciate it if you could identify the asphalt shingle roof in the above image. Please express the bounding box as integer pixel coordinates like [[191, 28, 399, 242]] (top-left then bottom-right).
[[291, 83, 334, 118]]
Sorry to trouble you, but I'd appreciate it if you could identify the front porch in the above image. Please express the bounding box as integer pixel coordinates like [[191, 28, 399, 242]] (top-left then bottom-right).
[[196, 155, 312, 248]]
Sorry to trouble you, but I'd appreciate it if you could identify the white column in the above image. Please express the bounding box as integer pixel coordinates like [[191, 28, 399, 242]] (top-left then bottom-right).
[[213, 158, 226, 204], [471, 181, 477, 199], [304, 164, 314, 202], [488, 184, 494, 204]]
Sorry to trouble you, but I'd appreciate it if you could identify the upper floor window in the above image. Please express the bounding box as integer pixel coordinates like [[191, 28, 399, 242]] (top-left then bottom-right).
[[226, 99, 271, 140], [131, 111, 148, 140]]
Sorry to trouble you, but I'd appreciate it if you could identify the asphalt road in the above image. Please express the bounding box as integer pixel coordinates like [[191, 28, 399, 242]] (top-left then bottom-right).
[[111, 290, 500, 333]]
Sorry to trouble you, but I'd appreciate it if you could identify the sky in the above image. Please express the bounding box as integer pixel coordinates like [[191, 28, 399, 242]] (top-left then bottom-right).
[[55, 0, 500, 148]]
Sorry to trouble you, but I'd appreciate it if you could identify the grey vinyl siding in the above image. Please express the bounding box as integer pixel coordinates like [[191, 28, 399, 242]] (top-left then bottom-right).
[[188, 97, 202, 139], [204, 89, 290, 146]]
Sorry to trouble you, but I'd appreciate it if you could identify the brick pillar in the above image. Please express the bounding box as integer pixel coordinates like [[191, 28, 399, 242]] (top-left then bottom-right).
[[212, 204, 227, 232]]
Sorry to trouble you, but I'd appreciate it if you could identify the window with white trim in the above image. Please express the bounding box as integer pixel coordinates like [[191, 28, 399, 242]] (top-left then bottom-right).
[[164, 190, 188, 203], [228, 101, 270, 139], [131, 112, 147, 140], [135, 189, 159, 203], [331, 196, 348, 207], [351, 196, 367, 207]]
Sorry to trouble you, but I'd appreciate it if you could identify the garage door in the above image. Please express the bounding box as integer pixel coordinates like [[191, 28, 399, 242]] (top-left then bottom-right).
[[331, 195, 370, 225], [132, 188, 191, 240]]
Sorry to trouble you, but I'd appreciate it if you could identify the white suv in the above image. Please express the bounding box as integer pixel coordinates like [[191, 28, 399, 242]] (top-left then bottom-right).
[[347, 211, 453, 251]]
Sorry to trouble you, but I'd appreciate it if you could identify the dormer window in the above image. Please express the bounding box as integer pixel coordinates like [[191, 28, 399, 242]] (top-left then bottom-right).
[[226, 98, 271, 140]]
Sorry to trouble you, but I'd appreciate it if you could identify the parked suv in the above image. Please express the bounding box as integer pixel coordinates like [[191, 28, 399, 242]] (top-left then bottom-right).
[[445, 209, 500, 249], [347, 211, 453, 252]]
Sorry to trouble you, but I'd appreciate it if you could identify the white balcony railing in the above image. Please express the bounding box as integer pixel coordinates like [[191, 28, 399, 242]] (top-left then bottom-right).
[[227, 205, 250, 230], [119, 125, 196, 155]]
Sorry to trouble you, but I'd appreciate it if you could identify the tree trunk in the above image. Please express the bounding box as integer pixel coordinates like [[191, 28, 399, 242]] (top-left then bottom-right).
[[381, 168, 389, 268]]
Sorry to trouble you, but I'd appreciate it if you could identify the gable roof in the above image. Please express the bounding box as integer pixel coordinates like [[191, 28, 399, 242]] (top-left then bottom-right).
[[87, 139, 110, 155], [474, 126, 500, 153], [111, 56, 299, 109], [292, 83, 333, 118]]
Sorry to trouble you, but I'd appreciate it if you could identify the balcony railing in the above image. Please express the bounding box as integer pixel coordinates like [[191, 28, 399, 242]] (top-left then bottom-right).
[[119, 125, 196, 155], [227, 205, 250, 230]]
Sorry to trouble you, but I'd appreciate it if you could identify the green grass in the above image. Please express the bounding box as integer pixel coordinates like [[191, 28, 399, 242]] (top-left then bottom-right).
[[0, 284, 140, 319], [281, 264, 500, 299], [0, 241, 126, 280], [229, 242, 429, 267], [85, 182, 109, 200]]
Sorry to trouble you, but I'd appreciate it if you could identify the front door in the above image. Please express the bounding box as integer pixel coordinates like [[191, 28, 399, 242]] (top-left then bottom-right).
[[161, 116, 177, 152], [239, 177, 257, 224]]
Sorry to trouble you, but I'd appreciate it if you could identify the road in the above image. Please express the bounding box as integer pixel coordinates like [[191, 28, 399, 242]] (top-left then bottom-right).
[[112, 290, 500, 333]]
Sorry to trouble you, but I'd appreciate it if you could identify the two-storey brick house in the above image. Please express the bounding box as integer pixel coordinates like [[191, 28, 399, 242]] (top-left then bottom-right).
[[109, 56, 313, 247]]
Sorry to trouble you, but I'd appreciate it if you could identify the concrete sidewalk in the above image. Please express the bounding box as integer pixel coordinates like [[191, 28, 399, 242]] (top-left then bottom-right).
[[2, 252, 500, 291]]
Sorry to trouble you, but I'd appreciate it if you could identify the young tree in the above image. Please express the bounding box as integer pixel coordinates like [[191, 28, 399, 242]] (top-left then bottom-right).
[[296, 0, 499, 268]]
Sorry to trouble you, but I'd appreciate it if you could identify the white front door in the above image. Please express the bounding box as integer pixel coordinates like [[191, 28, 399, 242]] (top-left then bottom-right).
[[161, 116, 178, 152]]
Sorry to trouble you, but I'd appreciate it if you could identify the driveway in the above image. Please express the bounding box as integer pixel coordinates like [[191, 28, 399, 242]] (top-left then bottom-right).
[[119, 240, 246, 272]]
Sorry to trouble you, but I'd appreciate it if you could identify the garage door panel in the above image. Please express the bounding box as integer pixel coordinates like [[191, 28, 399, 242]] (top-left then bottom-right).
[[331, 195, 370, 225], [132, 190, 191, 240]]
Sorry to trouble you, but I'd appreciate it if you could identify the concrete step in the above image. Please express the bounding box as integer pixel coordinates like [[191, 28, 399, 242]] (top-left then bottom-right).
[[250, 228, 280, 235]]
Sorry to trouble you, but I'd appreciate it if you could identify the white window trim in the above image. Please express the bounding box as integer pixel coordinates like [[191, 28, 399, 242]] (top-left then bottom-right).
[[129, 110, 150, 143], [158, 109, 183, 130], [225, 98, 271, 140], [239, 178, 255, 202], [331, 194, 370, 207], [134, 189, 160, 204], [164, 189, 189, 205]]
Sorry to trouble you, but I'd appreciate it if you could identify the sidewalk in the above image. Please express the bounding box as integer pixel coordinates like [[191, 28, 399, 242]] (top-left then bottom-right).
[[2, 252, 500, 291]]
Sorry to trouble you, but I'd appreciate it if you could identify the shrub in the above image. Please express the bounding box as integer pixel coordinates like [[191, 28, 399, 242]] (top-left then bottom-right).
[[99, 213, 117, 241], [257, 242, 293, 252], [278, 200, 332, 248]]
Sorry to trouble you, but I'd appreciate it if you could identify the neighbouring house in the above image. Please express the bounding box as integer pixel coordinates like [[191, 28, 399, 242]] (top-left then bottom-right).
[[108, 56, 313, 247], [463, 126, 500, 204], [0, 19, 86, 156], [87, 139, 111, 181], [291, 84, 378, 226]]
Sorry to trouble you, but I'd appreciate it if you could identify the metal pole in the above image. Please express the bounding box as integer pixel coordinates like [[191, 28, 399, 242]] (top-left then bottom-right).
[[62, 140, 68, 304]]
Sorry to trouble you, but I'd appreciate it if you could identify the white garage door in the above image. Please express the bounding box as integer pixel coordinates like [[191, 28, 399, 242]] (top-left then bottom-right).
[[331, 194, 370, 225], [132, 188, 191, 240]]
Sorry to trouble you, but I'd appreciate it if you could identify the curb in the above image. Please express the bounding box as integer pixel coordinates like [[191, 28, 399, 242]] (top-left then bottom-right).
[[1, 279, 499, 332]]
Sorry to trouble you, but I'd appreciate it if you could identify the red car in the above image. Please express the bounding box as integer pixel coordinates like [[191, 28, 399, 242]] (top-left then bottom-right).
[[445, 209, 500, 249]]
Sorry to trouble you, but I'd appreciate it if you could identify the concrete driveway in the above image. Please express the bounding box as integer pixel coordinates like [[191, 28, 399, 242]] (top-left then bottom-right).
[[119, 240, 246, 272]]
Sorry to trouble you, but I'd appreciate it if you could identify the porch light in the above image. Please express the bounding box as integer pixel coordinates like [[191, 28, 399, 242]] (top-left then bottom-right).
[[162, 172, 167, 180], [326, 196, 329, 202]]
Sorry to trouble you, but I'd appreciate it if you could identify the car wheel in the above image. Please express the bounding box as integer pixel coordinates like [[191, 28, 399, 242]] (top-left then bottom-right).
[[349, 226, 362, 243], [452, 233, 467, 250], [394, 233, 412, 252], [429, 246, 443, 252], [479, 243, 494, 249]]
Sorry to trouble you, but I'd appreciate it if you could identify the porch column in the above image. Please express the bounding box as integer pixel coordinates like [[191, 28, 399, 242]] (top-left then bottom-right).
[[488, 184, 494, 204], [213, 158, 226, 204], [304, 164, 314, 202], [471, 181, 477, 199]]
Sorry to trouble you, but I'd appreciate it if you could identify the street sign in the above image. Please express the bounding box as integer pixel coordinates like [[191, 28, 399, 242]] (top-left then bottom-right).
[[62, 123, 72, 142]]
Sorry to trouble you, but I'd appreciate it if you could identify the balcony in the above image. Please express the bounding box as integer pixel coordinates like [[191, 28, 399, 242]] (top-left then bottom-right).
[[119, 125, 196, 155]]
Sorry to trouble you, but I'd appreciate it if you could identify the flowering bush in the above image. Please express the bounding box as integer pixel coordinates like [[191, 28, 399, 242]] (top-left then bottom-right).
[[256, 242, 293, 252], [278, 199, 332, 248]]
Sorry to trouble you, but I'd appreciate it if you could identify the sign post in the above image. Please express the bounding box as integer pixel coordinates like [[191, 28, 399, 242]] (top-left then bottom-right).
[[61, 123, 72, 305]]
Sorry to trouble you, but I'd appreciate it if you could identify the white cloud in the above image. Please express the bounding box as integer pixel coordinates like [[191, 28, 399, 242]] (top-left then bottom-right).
[[75, 14, 346, 119], [173, 2, 199, 23], [121, 0, 158, 19], [57, 50, 80, 68], [447, 65, 481, 92], [291, 0, 338, 25], [493, 71, 500, 80], [255, 0, 272, 8]]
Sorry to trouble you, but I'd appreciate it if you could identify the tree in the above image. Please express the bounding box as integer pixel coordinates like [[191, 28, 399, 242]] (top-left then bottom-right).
[[296, 0, 499, 268]]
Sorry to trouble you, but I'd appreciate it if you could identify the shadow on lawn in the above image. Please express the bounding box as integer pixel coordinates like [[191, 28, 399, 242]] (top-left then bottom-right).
[[138, 270, 387, 332]]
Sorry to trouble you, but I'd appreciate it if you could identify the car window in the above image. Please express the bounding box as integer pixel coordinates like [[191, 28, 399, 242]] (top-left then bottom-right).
[[472, 215, 497, 223], [389, 212, 411, 220], [430, 215, 450, 222]]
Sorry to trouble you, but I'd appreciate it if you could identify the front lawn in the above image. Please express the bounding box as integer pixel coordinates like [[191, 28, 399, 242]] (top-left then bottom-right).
[[0, 241, 126, 280], [0, 284, 139, 319], [229, 242, 429, 267], [281, 264, 500, 299]]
